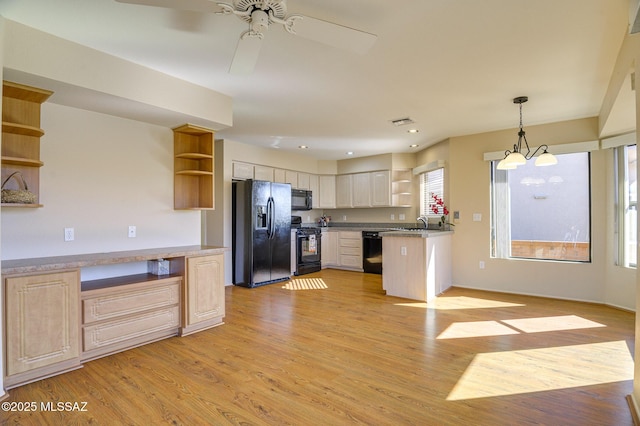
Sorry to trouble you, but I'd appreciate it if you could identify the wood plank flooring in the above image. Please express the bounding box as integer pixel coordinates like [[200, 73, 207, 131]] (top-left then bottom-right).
[[2, 269, 635, 425]]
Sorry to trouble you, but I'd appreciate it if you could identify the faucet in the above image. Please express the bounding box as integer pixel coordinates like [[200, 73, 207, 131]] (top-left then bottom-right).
[[417, 216, 428, 229]]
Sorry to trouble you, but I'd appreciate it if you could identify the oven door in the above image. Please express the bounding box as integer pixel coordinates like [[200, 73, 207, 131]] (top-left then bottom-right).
[[297, 233, 320, 264]]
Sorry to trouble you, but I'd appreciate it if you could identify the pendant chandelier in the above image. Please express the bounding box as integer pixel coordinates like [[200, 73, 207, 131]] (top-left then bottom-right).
[[496, 96, 557, 170]]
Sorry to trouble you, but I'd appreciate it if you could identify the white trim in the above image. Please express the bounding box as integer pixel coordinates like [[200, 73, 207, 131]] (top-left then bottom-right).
[[484, 140, 600, 161], [601, 132, 636, 149], [413, 159, 445, 175]]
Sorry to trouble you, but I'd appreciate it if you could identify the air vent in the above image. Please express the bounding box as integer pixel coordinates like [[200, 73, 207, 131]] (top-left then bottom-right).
[[390, 117, 415, 127]]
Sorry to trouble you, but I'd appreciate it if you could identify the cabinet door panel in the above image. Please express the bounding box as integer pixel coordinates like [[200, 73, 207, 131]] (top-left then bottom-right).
[[186, 254, 225, 325], [6, 271, 80, 376], [254, 165, 274, 181], [371, 170, 391, 206], [318, 175, 336, 208], [232, 162, 254, 180], [352, 173, 371, 207], [336, 174, 353, 208]]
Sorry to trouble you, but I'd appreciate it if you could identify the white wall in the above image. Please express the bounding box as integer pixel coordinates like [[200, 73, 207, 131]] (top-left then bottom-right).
[[422, 117, 635, 306], [1, 103, 202, 260]]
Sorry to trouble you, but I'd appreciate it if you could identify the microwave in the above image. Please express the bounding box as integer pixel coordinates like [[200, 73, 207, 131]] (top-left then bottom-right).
[[291, 189, 313, 210]]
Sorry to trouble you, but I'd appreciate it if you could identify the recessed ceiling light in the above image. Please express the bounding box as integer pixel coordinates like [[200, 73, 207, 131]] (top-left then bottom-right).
[[346, 151, 354, 155], [298, 145, 308, 149], [408, 129, 419, 133], [409, 144, 419, 148]]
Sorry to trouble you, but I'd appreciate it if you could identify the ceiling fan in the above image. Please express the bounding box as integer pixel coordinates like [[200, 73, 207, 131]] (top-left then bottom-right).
[[115, 0, 377, 75]]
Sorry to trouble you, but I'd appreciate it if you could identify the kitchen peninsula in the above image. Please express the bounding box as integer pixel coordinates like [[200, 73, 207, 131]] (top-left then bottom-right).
[[381, 230, 452, 301], [2, 245, 227, 389]]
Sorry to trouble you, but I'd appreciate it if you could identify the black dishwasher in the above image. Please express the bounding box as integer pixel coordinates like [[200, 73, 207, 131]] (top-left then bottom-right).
[[362, 231, 382, 274]]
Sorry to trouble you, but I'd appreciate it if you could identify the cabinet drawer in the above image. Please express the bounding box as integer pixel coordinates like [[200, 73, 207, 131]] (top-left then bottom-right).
[[340, 255, 362, 268], [83, 306, 179, 352], [340, 246, 361, 256], [83, 280, 180, 325], [339, 231, 361, 240], [340, 238, 361, 248]]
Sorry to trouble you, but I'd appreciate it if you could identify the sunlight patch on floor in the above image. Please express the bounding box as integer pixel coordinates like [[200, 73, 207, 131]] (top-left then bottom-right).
[[502, 315, 605, 333], [396, 296, 525, 310], [282, 278, 328, 291], [438, 315, 606, 339], [437, 321, 520, 339], [446, 340, 634, 400]]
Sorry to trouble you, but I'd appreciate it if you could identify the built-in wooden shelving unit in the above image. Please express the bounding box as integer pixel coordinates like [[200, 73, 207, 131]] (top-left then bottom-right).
[[1, 81, 53, 208]]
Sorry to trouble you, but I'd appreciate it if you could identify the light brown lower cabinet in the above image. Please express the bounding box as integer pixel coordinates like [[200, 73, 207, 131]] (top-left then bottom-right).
[[3, 251, 226, 389], [4, 270, 81, 388], [81, 275, 182, 361], [181, 254, 225, 336]]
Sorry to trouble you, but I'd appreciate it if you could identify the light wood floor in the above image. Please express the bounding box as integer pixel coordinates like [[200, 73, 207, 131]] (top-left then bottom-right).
[[2, 269, 635, 425]]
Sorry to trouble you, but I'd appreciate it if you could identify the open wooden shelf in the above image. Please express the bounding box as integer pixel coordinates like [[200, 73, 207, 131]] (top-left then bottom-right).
[[2, 122, 45, 137], [175, 170, 213, 176], [175, 153, 213, 160], [2, 80, 52, 208], [174, 124, 215, 210], [1, 203, 43, 208], [2, 156, 44, 167]]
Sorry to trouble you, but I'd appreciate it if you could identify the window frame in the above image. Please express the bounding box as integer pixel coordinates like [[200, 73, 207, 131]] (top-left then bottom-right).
[[614, 144, 637, 268], [420, 167, 445, 218], [490, 151, 592, 263]]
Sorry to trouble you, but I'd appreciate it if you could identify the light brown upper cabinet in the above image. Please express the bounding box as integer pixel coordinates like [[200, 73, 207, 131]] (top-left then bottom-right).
[[173, 124, 214, 210], [1, 81, 53, 208]]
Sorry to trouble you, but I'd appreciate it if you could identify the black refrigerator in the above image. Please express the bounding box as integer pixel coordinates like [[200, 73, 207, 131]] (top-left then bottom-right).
[[232, 179, 292, 287]]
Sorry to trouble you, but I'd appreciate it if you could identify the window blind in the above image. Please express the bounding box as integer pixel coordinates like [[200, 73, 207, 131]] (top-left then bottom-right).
[[421, 168, 444, 216]]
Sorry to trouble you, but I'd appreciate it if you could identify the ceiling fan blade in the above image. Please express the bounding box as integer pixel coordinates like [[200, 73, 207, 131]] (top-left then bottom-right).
[[293, 16, 377, 55], [114, 0, 218, 13], [229, 34, 264, 75]]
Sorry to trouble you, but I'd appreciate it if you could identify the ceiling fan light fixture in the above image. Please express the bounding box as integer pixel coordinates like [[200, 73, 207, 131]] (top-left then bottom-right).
[[216, 0, 377, 75]]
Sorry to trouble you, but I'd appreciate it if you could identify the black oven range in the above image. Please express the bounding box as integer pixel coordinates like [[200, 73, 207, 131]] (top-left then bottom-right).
[[292, 216, 322, 275]]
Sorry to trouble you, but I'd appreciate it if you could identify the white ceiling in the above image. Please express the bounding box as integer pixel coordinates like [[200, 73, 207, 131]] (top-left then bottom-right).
[[0, 0, 633, 160]]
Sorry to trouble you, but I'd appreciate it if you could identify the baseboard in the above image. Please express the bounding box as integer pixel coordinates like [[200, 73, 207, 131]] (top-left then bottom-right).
[[627, 394, 640, 425]]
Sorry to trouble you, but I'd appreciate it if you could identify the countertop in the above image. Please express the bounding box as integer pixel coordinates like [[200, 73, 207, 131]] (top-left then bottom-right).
[[1, 245, 229, 275], [317, 225, 454, 237], [379, 230, 454, 238]]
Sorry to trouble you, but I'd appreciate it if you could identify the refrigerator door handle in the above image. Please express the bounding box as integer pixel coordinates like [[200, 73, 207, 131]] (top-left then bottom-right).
[[267, 197, 275, 239]]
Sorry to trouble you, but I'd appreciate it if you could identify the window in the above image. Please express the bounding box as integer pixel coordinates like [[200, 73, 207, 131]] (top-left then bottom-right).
[[420, 168, 444, 217], [490, 152, 591, 262], [615, 144, 637, 268]]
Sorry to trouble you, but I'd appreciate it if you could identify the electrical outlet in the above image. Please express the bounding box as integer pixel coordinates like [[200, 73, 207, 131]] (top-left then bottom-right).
[[128, 225, 136, 238], [64, 228, 74, 242], [473, 213, 482, 222], [390, 213, 395, 220], [399, 213, 405, 220], [401, 246, 407, 256], [342, 215, 347, 221], [479, 261, 485, 269]]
